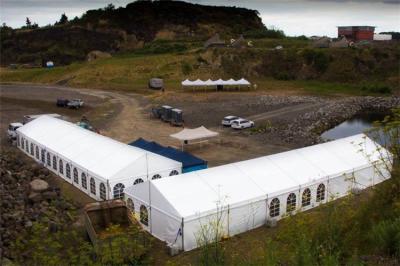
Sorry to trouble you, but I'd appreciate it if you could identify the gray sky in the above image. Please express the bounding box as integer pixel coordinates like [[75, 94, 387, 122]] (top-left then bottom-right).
[[1, 0, 399, 36]]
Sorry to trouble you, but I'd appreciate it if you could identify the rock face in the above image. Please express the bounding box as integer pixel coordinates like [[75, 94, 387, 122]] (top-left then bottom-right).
[[29, 179, 49, 192], [0, 147, 76, 261]]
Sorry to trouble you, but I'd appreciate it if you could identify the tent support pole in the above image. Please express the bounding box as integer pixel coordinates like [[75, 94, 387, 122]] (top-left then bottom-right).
[[327, 177, 330, 202], [181, 217, 184, 251], [227, 204, 230, 237], [265, 195, 269, 223]]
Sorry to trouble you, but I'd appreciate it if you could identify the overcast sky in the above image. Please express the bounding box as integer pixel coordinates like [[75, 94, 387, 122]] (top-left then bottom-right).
[[0, 0, 399, 36]]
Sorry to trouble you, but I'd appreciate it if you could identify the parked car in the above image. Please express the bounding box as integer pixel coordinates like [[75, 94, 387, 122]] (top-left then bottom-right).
[[56, 98, 69, 107], [231, 118, 254, 129], [67, 99, 84, 109], [7, 122, 23, 140], [221, 116, 239, 126]]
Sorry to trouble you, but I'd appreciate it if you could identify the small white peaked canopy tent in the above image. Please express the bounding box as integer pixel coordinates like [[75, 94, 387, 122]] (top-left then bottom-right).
[[16, 115, 182, 201], [125, 134, 392, 251]]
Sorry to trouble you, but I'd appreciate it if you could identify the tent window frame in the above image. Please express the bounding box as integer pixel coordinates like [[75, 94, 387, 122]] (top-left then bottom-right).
[[66, 164, 71, 179], [59, 159, 64, 174], [100, 183, 106, 200], [302, 188, 311, 207], [41, 149, 45, 163], [30, 143, 34, 156], [316, 184, 326, 202], [73, 168, 79, 184], [269, 198, 280, 218], [17, 135, 20, 147], [35, 146, 39, 159], [90, 178, 96, 195], [21, 138, 25, 149], [169, 170, 179, 176], [286, 193, 297, 213], [25, 140, 29, 152], [140, 205, 148, 226], [133, 178, 144, 185], [81, 173, 87, 189], [152, 174, 162, 180], [46, 152, 51, 166], [52, 156, 57, 170], [113, 183, 125, 199]]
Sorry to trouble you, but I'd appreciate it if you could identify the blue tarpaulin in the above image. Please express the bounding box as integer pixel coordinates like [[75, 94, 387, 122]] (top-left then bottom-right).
[[129, 138, 207, 173]]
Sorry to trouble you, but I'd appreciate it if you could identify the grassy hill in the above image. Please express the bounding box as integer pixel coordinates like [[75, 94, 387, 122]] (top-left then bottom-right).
[[1, 38, 399, 96], [0, 0, 264, 65]]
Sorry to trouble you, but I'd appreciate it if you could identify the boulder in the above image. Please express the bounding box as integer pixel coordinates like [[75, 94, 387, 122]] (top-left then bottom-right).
[[87, 50, 112, 62], [29, 179, 49, 193], [28, 192, 42, 203]]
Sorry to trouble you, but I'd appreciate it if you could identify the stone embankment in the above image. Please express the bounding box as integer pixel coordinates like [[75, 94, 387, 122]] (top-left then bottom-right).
[[283, 96, 400, 144], [0, 147, 77, 261]]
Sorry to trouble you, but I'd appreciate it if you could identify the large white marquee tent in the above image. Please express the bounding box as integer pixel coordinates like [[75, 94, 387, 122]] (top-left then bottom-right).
[[181, 78, 250, 87], [125, 134, 392, 251], [16, 115, 182, 201]]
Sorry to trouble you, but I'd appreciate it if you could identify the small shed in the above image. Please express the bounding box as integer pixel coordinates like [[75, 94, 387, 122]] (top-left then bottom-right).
[[231, 35, 247, 48], [312, 37, 331, 48], [330, 36, 349, 48], [204, 33, 225, 48], [149, 78, 164, 90]]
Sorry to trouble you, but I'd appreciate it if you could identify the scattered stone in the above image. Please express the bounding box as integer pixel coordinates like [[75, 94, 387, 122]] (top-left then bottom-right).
[[29, 179, 49, 193]]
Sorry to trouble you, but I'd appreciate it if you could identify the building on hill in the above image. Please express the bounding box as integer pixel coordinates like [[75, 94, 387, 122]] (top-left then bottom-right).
[[337, 26, 375, 41], [125, 134, 392, 251], [204, 33, 225, 48], [16, 115, 182, 201]]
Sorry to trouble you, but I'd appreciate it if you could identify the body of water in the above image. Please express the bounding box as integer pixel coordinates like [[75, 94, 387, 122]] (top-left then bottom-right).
[[321, 112, 388, 144]]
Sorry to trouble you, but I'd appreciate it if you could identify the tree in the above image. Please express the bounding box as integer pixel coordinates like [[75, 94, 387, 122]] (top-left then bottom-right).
[[26, 17, 31, 28], [58, 13, 68, 25]]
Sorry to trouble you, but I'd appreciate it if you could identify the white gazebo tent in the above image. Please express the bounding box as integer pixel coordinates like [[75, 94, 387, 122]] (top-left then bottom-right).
[[16, 115, 182, 201], [181, 78, 251, 92], [125, 134, 392, 251], [170, 126, 219, 150]]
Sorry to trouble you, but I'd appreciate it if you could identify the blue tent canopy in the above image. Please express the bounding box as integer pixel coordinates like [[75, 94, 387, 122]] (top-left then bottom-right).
[[129, 138, 207, 173]]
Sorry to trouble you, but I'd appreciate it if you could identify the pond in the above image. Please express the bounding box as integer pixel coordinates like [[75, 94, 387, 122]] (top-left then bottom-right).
[[321, 112, 389, 145]]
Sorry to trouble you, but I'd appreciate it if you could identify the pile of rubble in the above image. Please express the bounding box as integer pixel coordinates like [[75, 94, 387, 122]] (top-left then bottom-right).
[[0, 147, 77, 261]]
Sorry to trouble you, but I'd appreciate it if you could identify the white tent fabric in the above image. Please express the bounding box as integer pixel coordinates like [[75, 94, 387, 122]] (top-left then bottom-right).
[[170, 126, 219, 141], [16, 115, 182, 200], [181, 78, 251, 87], [125, 134, 392, 251]]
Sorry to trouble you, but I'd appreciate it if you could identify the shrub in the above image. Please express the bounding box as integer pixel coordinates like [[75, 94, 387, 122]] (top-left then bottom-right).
[[361, 84, 392, 94], [369, 218, 400, 257]]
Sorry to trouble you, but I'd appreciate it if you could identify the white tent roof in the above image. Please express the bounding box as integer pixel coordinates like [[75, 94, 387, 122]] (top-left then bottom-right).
[[181, 78, 251, 87], [170, 126, 219, 141], [17, 115, 181, 182], [149, 134, 386, 219]]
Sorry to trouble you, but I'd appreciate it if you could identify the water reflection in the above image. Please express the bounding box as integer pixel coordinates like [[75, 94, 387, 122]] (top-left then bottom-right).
[[321, 112, 389, 145]]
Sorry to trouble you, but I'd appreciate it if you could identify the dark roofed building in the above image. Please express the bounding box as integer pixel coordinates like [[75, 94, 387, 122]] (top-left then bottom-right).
[[337, 26, 375, 41]]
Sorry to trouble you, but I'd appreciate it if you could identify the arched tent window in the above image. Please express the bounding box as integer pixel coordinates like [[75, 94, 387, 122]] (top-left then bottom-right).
[[152, 174, 161, 180], [81, 173, 87, 189], [169, 170, 179, 176], [21, 138, 25, 149], [52, 156, 57, 170], [66, 164, 71, 179], [59, 160, 64, 174], [25, 140, 29, 152], [302, 188, 311, 207], [127, 198, 134, 212], [269, 198, 280, 218], [133, 178, 144, 185], [41, 150, 45, 163], [90, 178, 96, 195], [30, 143, 34, 155], [140, 205, 148, 226], [316, 184, 326, 202], [286, 193, 297, 212], [113, 183, 125, 199], [17, 135, 20, 146], [35, 146, 39, 159], [46, 153, 51, 166], [73, 168, 79, 184], [100, 183, 106, 200]]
